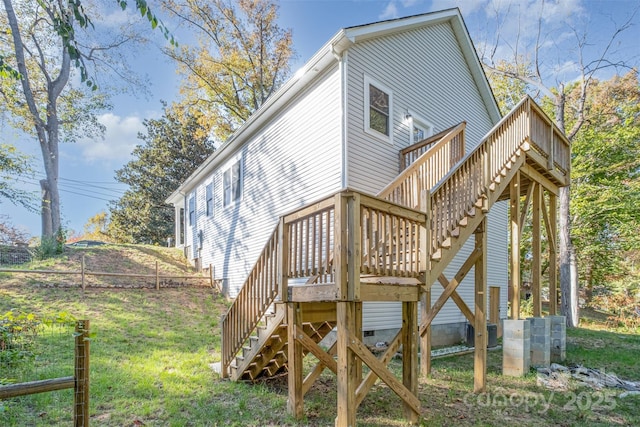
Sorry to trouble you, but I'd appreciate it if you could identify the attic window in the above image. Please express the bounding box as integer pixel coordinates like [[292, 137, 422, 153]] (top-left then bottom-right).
[[364, 76, 393, 143], [223, 155, 243, 208]]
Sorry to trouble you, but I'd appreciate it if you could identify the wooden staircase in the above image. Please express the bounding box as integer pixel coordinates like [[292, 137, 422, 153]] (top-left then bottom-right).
[[221, 95, 571, 382], [229, 305, 336, 380]]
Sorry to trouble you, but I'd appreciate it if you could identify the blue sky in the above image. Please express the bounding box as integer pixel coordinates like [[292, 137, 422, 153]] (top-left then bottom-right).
[[3, 0, 638, 238]]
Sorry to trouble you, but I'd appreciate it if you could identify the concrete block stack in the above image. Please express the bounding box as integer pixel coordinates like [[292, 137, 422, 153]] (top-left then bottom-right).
[[528, 317, 551, 368], [502, 319, 531, 376], [548, 315, 567, 363]]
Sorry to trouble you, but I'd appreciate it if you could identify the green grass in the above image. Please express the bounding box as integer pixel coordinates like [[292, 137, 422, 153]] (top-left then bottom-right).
[[1, 278, 639, 426]]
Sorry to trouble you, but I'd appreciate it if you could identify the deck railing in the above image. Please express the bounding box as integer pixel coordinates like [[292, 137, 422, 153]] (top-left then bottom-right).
[[358, 193, 426, 278], [282, 195, 336, 285], [528, 101, 571, 173], [220, 225, 280, 377], [428, 97, 530, 253], [399, 123, 467, 170], [378, 122, 466, 209], [221, 96, 570, 377]]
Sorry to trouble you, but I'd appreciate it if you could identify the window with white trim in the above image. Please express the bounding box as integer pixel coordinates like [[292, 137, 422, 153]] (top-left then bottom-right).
[[188, 196, 195, 226], [409, 115, 434, 145], [205, 182, 213, 216], [223, 155, 242, 208], [364, 76, 393, 143]]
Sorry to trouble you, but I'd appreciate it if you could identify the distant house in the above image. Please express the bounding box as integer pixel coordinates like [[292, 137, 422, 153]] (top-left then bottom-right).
[[167, 8, 509, 346]]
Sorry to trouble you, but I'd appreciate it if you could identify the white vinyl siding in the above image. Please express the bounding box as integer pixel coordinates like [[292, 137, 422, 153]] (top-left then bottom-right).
[[186, 66, 343, 297], [344, 22, 505, 331], [345, 22, 494, 194]]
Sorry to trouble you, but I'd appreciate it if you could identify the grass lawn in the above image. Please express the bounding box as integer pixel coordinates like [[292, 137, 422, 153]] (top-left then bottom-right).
[[1, 251, 639, 426]]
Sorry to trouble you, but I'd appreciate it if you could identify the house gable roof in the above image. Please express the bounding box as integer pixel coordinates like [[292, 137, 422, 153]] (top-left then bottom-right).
[[166, 8, 500, 205]]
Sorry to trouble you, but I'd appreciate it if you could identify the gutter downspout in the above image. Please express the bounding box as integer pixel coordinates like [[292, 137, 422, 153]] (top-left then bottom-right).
[[332, 45, 349, 189]]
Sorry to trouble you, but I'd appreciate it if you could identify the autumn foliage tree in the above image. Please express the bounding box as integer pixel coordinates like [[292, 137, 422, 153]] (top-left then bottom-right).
[[163, 0, 295, 141], [570, 71, 640, 301], [479, 2, 638, 326]]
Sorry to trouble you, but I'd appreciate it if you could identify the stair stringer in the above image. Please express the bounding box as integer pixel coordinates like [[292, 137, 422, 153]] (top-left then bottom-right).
[[231, 303, 337, 381], [230, 305, 286, 381]]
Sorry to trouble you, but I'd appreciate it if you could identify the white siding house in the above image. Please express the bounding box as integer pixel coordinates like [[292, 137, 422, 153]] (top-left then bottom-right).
[[167, 8, 507, 344]]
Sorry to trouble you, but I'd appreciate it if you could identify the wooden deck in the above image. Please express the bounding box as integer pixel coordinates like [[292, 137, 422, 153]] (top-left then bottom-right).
[[220, 96, 570, 425]]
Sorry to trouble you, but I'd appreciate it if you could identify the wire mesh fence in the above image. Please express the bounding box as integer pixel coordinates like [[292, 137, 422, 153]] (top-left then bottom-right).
[[0, 314, 82, 425], [0, 246, 33, 266]]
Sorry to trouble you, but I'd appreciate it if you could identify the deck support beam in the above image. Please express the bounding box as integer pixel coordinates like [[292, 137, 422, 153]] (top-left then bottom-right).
[[287, 302, 304, 419], [510, 170, 521, 319], [336, 301, 359, 427], [355, 331, 402, 406], [547, 193, 558, 315], [419, 249, 481, 336], [474, 219, 487, 393], [303, 342, 337, 397], [532, 183, 542, 317], [347, 330, 421, 421], [402, 301, 419, 423], [420, 286, 432, 377]]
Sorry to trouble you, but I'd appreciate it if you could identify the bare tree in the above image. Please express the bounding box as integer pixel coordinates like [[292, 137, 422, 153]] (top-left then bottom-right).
[[478, 1, 638, 327]]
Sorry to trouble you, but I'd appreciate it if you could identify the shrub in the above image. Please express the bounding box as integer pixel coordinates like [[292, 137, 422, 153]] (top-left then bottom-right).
[[34, 228, 67, 260], [0, 311, 40, 367]]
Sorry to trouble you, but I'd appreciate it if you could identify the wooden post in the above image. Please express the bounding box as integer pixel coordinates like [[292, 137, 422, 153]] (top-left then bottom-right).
[[420, 286, 432, 377], [532, 183, 542, 317], [509, 171, 521, 319], [81, 255, 85, 291], [287, 303, 303, 419], [420, 189, 431, 288], [335, 193, 349, 300], [489, 286, 501, 338], [220, 314, 228, 379], [402, 301, 419, 423], [548, 123, 555, 171], [484, 141, 492, 187], [155, 261, 160, 290], [74, 320, 90, 427], [355, 302, 363, 385], [336, 301, 357, 427], [209, 263, 213, 288], [278, 218, 289, 302], [420, 188, 432, 378], [474, 220, 487, 393], [347, 194, 361, 301], [548, 193, 558, 315]]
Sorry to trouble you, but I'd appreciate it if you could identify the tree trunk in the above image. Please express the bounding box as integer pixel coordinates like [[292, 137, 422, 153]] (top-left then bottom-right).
[[40, 180, 53, 238], [555, 94, 579, 328], [559, 186, 579, 327]]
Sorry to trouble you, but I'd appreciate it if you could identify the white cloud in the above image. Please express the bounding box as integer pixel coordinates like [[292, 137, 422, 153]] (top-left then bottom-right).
[[431, 0, 489, 16], [75, 113, 145, 163], [380, 2, 399, 20]]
